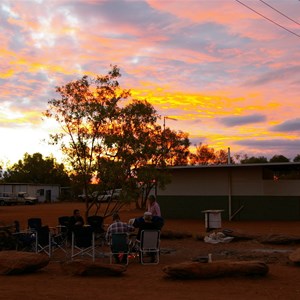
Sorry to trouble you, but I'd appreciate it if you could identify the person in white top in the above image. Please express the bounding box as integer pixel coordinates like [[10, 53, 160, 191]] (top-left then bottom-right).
[[147, 195, 161, 217]]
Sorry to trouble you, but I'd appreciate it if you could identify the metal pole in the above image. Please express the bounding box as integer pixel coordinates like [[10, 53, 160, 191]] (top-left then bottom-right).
[[228, 147, 232, 220], [228, 147, 231, 164], [162, 116, 177, 166]]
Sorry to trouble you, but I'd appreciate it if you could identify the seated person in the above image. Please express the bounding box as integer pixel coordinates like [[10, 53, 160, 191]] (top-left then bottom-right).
[[131, 212, 164, 262], [106, 213, 135, 264], [132, 211, 164, 241], [69, 209, 84, 232]]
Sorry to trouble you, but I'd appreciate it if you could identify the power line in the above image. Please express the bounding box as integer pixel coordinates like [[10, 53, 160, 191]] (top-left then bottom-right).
[[259, 0, 300, 26], [235, 0, 300, 39]]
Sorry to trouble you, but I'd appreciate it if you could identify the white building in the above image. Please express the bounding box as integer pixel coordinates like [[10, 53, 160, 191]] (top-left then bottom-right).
[[0, 183, 61, 203]]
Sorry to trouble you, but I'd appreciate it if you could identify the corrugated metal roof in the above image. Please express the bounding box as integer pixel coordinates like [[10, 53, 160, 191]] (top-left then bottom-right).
[[167, 162, 300, 170]]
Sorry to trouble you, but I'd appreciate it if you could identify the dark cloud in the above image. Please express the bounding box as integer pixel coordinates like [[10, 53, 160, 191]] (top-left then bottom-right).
[[270, 118, 300, 132], [71, 0, 176, 34], [164, 21, 250, 55], [0, 3, 31, 52], [243, 66, 300, 87], [218, 114, 266, 127], [234, 139, 300, 148], [189, 136, 208, 146]]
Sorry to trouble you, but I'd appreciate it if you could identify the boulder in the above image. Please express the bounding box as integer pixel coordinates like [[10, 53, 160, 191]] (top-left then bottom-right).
[[222, 229, 258, 241], [0, 251, 49, 275], [289, 248, 300, 263], [61, 260, 127, 276], [163, 260, 269, 279], [259, 234, 300, 245]]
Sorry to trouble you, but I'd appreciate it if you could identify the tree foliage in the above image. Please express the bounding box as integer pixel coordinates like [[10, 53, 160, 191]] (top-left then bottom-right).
[[44, 66, 190, 216], [293, 154, 300, 162], [189, 143, 232, 165], [269, 155, 290, 163], [240, 155, 268, 164], [2, 153, 70, 185], [44, 66, 131, 218]]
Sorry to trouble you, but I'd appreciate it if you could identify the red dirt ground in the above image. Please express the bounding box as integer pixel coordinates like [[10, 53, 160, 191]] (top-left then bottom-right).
[[1, 202, 300, 300]]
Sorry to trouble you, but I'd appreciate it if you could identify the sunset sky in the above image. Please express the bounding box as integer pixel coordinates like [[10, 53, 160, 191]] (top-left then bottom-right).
[[1, 0, 300, 167]]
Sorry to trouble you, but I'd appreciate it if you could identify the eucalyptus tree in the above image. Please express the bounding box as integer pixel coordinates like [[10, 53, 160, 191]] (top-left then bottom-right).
[[44, 66, 191, 215], [109, 100, 189, 208], [269, 155, 290, 163], [44, 66, 130, 218], [111, 100, 191, 208], [293, 154, 300, 162], [189, 143, 232, 165], [240, 155, 268, 164], [3, 152, 70, 186]]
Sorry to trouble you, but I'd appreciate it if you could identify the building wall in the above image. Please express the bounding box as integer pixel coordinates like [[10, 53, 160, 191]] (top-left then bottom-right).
[[157, 166, 300, 220], [0, 184, 61, 203], [35, 185, 61, 203], [159, 168, 229, 196], [158, 195, 300, 221]]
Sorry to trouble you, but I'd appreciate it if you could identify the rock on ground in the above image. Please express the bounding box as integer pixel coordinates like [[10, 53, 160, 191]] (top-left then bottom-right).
[[259, 234, 300, 244], [61, 259, 127, 276], [163, 260, 269, 279], [289, 248, 300, 263], [0, 251, 49, 275]]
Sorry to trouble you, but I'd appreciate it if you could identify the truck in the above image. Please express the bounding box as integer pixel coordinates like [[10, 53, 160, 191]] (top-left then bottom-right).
[[0, 192, 38, 206]]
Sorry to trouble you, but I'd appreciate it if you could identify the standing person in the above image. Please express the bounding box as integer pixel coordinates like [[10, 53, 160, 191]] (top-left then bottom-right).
[[147, 195, 161, 217], [106, 213, 134, 264]]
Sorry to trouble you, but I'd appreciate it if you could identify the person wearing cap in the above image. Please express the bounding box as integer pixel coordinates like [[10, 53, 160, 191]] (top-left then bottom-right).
[[147, 195, 161, 217]]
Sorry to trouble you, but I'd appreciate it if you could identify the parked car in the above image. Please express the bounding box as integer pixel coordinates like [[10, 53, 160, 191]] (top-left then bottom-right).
[[77, 193, 92, 201], [78, 189, 122, 202], [0, 192, 38, 206], [78, 192, 100, 202], [16, 192, 38, 205], [97, 189, 122, 202], [0, 192, 15, 206]]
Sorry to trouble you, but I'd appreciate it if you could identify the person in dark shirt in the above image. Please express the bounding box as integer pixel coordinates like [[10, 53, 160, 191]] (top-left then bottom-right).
[[132, 212, 164, 262], [69, 209, 84, 231], [132, 211, 164, 241]]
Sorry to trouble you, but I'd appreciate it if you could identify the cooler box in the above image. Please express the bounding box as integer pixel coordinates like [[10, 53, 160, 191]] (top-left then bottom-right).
[[202, 210, 223, 232]]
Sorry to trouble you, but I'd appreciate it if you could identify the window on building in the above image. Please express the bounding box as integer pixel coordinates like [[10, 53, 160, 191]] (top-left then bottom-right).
[[263, 166, 300, 180], [38, 189, 45, 196]]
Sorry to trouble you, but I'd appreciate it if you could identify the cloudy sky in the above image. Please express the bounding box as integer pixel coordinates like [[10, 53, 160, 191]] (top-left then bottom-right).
[[1, 0, 300, 166]]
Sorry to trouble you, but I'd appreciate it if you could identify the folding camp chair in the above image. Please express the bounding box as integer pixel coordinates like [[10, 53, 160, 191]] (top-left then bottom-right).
[[2, 221, 34, 252], [56, 216, 71, 241], [27, 218, 52, 256], [57, 216, 70, 234], [109, 233, 129, 265], [13, 230, 37, 252], [139, 230, 160, 265], [50, 216, 71, 256], [71, 226, 95, 261], [87, 215, 105, 243]]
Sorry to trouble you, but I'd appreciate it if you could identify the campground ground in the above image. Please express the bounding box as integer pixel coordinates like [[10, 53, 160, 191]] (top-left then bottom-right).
[[1, 202, 300, 300]]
